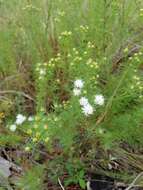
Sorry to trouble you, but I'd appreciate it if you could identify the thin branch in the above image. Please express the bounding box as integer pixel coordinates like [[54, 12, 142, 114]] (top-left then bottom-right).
[[0, 90, 35, 102], [0, 74, 20, 87], [58, 178, 65, 190], [125, 172, 143, 190], [96, 68, 128, 125]]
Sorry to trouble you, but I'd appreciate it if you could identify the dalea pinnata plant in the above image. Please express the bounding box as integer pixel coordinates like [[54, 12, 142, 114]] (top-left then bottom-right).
[[2, 0, 143, 188]]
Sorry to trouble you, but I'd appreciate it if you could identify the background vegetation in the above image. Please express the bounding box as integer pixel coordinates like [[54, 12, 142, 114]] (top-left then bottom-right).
[[1, 0, 143, 189]]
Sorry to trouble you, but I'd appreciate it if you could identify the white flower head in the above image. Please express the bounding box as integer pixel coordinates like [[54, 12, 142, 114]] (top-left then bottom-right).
[[82, 103, 94, 116], [28, 116, 34, 121], [79, 97, 89, 106], [9, 124, 17, 132], [15, 114, 26, 125], [73, 88, 81, 96], [98, 128, 104, 134], [94, 94, 104, 106], [74, 79, 84, 89], [39, 69, 46, 76]]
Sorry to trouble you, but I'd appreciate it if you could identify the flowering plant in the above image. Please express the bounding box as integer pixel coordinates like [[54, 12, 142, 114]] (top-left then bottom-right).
[[1, 0, 143, 189]]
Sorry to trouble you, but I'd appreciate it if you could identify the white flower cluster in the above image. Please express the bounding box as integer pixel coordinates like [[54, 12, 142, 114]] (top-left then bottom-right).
[[73, 79, 84, 96], [73, 79, 105, 116], [79, 97, 93, 116], [15, 114, 26, 125], [94, 94, 104, 106], [80, 95, 104, 116], [9, 114, 34, 132]]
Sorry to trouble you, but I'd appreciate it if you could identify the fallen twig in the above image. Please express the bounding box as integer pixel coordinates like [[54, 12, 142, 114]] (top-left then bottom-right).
[[0, 90, 35, 102], [58, 178, 65, 190], [125, 172, 143, 190]]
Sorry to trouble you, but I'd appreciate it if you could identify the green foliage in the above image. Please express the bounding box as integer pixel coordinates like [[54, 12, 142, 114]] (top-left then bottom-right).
[[1, 0, 143, 188], [16, 165, 44, 190], [0, 134, 22, 146], [65, 160, 86, 189]]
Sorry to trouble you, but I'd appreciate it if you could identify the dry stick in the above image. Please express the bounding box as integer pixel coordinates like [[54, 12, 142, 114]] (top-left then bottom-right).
[[125, 172, 143, 190], [0, 90, 35, 102], [58, 178, 65, 190], [0, 74, 20, 87]]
